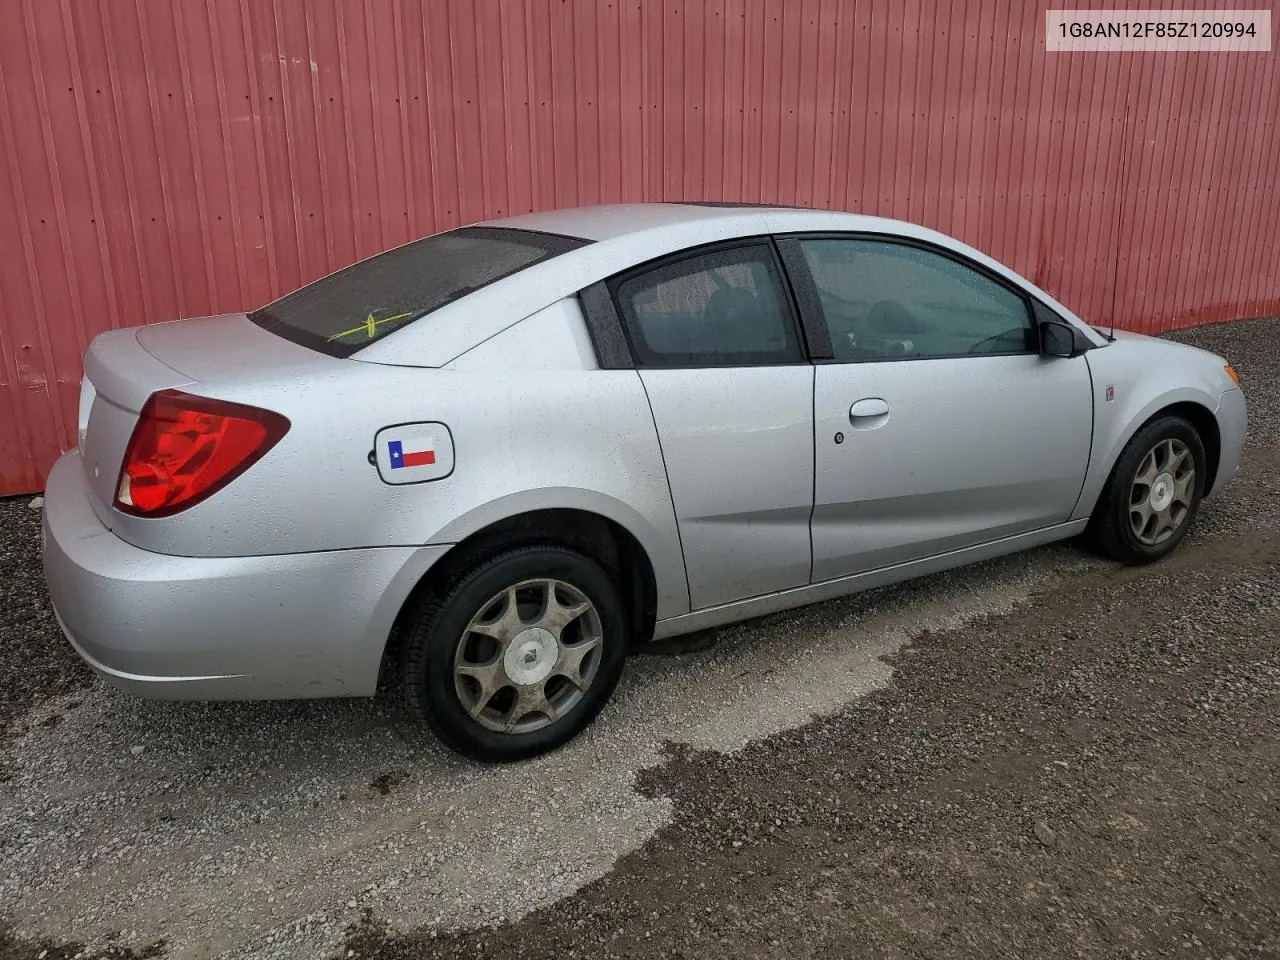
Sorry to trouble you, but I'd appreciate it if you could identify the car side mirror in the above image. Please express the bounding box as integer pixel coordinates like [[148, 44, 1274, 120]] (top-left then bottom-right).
[[1040, 318, 1084, 358]]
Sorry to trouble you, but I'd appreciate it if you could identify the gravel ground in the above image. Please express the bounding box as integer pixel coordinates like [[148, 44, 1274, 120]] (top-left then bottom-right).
[[1, 318, 1277, 959], [0, 497, 92, 743]]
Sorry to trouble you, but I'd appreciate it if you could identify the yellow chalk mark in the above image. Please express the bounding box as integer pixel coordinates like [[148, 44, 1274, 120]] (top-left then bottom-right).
[[326, 310, 414, 343]]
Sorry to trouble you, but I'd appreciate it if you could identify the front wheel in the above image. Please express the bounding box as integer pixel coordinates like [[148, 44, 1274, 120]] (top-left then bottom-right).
[[401, 544, 628, 761], [1089, 415, 1206, 564]]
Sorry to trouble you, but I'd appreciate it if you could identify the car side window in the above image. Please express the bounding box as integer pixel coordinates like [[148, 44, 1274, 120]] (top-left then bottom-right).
[[613, 243, 803, 367], [797, 238, 1036, 361]]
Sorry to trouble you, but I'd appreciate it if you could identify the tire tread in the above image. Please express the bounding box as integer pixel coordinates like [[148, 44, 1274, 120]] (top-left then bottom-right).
[[1088, 415, 1205, 565]]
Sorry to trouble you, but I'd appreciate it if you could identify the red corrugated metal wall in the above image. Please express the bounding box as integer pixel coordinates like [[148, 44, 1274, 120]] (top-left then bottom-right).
[[1, 0, 1277, 495]]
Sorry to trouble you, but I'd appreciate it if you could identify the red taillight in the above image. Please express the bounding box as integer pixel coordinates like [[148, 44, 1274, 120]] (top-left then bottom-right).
[[115, 389, 290, 517]]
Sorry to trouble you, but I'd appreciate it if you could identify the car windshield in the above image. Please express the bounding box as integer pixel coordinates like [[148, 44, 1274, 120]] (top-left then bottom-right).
[[249, 227, 587, 358]]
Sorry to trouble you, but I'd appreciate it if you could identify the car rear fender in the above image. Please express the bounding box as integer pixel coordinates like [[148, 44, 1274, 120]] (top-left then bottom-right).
[[425, 489, 689, 621], [92, 360, 689, 622]]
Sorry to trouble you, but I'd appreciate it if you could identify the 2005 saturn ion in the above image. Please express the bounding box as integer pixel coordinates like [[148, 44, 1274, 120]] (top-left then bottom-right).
[[43, 203, 1246, 760]]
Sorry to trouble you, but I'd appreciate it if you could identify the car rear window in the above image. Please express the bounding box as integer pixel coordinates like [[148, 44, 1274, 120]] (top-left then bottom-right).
[[249, 226, 588, 358]]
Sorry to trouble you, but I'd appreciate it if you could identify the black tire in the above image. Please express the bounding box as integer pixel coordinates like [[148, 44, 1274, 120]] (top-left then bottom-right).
[[402, 544, 628, 761], [1089, 415, 1206, 565]]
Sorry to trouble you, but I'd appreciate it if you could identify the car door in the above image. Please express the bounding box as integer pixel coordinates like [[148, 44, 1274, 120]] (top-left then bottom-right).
[[607, 240, 815, 610], [777, 234, 1093, 583]]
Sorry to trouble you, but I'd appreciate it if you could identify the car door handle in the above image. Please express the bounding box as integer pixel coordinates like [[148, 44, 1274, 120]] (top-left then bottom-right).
[[849, 397, 890, 420]]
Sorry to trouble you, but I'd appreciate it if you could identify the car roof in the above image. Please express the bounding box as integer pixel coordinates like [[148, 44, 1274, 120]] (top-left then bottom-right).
[[483, 201, 850, 242]]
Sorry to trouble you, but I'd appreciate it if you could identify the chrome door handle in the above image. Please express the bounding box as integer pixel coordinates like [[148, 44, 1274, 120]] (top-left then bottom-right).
[[849, 397, 890, 420]]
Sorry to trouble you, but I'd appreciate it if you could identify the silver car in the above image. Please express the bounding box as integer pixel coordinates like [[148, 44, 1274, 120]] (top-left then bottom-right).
[[42, 203, 1247, 760]]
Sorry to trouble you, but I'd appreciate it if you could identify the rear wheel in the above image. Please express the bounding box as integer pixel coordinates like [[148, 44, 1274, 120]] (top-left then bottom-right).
[[1090, 416, 1205, 564], [402, 544, 628, 761]]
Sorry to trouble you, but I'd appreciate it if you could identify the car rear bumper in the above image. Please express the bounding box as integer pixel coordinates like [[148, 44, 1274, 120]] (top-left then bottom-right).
[[41, 451, 448, 700], [1210, 387, 1247, 498]]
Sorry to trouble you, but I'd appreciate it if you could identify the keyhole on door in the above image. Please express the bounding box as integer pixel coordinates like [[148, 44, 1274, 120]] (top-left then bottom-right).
[[834, 432, 845, 444]]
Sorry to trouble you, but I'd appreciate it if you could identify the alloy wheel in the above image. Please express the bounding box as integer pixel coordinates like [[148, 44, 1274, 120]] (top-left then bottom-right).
[[1128, 437, 1195, 546], [453, 578, 603, 734]]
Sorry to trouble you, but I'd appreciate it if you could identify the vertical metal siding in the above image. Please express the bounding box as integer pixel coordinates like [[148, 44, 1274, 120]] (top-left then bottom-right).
[[1, 0, 1277, 494]]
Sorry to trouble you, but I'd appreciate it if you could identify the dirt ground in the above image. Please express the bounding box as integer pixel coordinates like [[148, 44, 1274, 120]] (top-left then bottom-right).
[[365, 509, 1279, 959], [2, 319, 1277, 959]]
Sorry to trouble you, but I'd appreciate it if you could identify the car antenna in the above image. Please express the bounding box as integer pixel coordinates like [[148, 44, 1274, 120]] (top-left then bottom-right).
[[1105, 105, 1131, 343]]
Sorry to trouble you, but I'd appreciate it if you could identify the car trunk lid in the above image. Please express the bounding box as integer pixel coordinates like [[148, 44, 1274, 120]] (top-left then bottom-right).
[[79, 314, 344, 528], [135, 313, 344, 380]]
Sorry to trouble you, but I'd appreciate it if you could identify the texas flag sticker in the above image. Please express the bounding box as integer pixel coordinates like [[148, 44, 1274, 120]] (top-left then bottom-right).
[[388, 438, 435, 468], [374, 422, 454, 485]]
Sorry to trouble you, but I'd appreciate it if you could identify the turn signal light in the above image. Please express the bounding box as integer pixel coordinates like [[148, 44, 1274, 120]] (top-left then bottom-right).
[[115, 389, 290, 517], [1224, 364, 1241, 387]]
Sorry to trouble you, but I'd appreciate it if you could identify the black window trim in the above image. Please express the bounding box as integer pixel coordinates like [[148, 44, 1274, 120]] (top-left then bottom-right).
[[249, 225, 591, 359], [577, 281, 634, 369], [773, 231, 1047, 364], [671, 201, 806, 209], [601, 236, 811, 370], [462, 225, 595, 251]]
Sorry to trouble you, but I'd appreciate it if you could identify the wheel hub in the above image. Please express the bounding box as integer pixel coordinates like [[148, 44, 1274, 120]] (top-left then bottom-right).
[[1148, 472, 1175, 512], [503, 627, 559, 685]]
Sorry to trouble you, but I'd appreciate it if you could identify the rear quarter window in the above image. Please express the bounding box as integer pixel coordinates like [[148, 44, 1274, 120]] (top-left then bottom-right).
[[249, 227, 588, 358]]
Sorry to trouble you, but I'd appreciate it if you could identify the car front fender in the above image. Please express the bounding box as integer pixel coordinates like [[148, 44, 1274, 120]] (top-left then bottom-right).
[[1073, 379, 1231, 523]]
